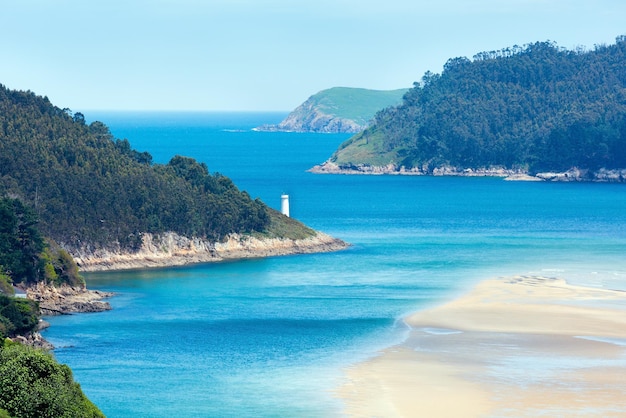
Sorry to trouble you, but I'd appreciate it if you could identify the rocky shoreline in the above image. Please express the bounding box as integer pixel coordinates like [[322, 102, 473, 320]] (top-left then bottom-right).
[[9, 283, 114, 349], [255, 110, 364, 134], [26, 282, 114, 316], [310, 161, 626, 182], [9, 232, 346, 349], [73, 230, 349, 272]]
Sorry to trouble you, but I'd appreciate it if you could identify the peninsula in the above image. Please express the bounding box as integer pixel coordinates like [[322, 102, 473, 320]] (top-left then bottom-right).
[[0, 84, 348, 276], [312, 37, 626, 181], [0, 83, 348, 351], [256, 87, 408, 133]]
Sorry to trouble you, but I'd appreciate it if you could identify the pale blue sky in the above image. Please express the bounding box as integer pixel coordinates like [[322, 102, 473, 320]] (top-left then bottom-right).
[[2, 0, 625, 111]]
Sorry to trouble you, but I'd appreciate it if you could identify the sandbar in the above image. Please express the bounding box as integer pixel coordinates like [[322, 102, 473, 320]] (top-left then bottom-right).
[[338, 276, 626, 417]]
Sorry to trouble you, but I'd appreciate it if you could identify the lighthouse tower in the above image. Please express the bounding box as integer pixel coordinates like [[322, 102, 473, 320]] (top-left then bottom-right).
[[281, 194, 290, 217]]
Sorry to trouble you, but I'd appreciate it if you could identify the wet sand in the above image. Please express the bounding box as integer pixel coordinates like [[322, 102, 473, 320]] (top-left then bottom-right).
[[338, 276, 626, 417]]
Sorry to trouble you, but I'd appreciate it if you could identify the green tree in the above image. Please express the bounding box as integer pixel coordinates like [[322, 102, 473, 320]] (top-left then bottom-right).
[[0, 295, 38, 337], [0, 84, 273, 253], [0, 198, 45, 284], [327, 36, 626, 174], [0, 269, 13, 296], [0, 343, 104, 417]]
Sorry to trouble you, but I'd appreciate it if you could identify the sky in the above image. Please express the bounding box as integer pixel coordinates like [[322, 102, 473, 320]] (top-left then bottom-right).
[[2, 0, 625, 111]]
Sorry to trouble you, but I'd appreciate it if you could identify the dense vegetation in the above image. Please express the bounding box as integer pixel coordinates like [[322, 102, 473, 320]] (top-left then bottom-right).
[[0, 200, 99, 417], [0, 196, 81, 339], [0, 197, 81, 288], [0, 82, 324, 418], [328, 36, 626, 173], [0, 85, 272, 252], [0, 340, 104, 417], [0, 295, 39, 339]]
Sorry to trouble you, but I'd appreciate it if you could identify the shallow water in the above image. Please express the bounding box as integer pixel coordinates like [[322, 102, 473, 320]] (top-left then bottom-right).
[[43, 112, 626, 417]]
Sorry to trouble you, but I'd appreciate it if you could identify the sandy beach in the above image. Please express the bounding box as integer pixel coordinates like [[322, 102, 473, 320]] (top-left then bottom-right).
[[338, 276, 626, 417]]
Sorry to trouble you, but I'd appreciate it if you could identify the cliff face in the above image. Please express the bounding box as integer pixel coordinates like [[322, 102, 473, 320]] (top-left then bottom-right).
[[260, 101, 365, 133], [26, 282, 113, 316], [310, 161, 626, 182], [256, 87, 408, 134], [73, 231, 349, 272]]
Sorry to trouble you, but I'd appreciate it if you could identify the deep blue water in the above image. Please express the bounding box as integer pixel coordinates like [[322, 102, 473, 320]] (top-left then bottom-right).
[[43, 112, 626, 417]]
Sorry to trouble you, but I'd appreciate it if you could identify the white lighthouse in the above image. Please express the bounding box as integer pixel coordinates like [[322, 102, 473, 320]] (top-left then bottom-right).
[[281, 194, 290, 217]]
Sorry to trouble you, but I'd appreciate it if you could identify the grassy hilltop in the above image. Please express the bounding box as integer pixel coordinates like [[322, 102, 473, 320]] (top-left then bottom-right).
[[257, 87, 408, 133]]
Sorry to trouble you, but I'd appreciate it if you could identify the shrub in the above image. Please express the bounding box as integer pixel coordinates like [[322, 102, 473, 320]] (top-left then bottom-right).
[[0, 344, 104, 417], [0, 295, 39, 337]]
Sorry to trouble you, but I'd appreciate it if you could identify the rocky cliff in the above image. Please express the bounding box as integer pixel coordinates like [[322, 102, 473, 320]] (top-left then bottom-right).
[[258, 103, 365, 133], [310, 161, 626, 182], [26, 282, 113, 316], [14, 283, 114, 349], [256, 87, 408, 133], [73, 231, 349, 272]]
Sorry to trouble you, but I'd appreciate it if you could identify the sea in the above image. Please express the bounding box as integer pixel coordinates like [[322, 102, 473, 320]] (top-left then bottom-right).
[[43, 111, 626, 417]]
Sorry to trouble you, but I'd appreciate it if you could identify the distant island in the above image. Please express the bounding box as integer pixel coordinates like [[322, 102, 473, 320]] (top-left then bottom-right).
[[256, 87, 408, 133], [311, 37, 626, 182]]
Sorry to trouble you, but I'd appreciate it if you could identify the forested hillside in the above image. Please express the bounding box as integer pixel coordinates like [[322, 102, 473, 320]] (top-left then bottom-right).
[[0, 197, 81, 288], [0, 85, 296, 254], [317, 36, 626, 175]]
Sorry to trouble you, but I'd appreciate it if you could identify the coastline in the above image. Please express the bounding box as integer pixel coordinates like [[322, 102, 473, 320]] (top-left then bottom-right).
[[74, 230, 349, 272], [12, 283, 114, 349], [26, 282, 114, 317], [338, 276, 626, 417], [310, 161, 626, 182], [15, 231, 347, 348]]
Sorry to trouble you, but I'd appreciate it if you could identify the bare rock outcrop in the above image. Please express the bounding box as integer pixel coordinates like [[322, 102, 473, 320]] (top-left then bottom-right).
[[26, 282, 113, 316], [11, 330, 54, 350], [73, 231, 349, 272], [257, 104, 364, 133], [310, 161, 524, 177], [535, 168, 626, 182], [255, 87, 407, 133], [312, 162, 626, 183]]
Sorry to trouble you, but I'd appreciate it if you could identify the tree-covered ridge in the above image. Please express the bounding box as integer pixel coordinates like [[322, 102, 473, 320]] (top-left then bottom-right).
[[326, 36, 626, 173], [0, 85, 270, 252]]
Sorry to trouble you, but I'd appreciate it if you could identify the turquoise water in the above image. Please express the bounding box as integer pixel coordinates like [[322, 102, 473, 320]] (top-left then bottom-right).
[[43, 112, 626, 417]]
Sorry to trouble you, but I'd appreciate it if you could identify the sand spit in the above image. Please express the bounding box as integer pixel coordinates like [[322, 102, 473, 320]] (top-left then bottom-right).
[[338, 276, 626, 417]]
